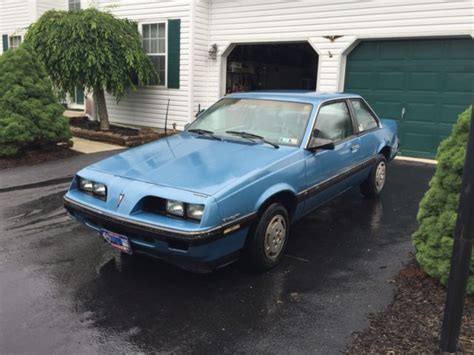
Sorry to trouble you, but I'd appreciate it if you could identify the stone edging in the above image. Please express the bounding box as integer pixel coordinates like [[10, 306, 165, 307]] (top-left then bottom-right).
[[70, 127, 163, 147]]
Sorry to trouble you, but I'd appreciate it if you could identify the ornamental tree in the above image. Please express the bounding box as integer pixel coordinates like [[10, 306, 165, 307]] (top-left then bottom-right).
[[0, 45, 70, 157], [412, 106, 473, 294], [26, 8, 157, 130]]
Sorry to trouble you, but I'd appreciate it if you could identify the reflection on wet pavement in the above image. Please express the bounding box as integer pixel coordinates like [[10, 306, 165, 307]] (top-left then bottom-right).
[[0, 161, 435, 354]]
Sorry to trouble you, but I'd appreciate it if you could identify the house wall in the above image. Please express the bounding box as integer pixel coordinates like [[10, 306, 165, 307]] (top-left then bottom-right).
[[98, 0, 192, 130], [0, 0, 33, 53], [0, 0, 69, 53], [192, 0, 211, 115], [205, 0, 474, 106], [37, 0, 67, 18]]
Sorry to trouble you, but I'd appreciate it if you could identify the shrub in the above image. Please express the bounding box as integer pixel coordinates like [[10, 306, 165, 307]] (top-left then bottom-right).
[[0, 45, 70, 157], [412, 106, 474, 294]]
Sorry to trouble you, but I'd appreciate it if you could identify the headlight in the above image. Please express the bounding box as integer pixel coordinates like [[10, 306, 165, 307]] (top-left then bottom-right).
[[79, 177, 107, 200], [80, 178, 93, 192], [93, 183, 107, 196], [166, 200, 185, 217], [187, 203, 204, 220]]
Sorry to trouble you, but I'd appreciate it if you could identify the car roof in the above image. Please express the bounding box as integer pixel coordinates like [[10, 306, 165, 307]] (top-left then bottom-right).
[[224, 91, 362, 104]]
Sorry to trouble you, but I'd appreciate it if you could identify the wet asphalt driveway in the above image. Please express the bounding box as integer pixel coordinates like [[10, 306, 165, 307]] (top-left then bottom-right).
[[0, 160, 435, 354]]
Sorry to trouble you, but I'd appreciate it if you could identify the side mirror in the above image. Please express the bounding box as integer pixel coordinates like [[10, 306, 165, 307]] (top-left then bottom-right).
[[307, 137, 335, 151]]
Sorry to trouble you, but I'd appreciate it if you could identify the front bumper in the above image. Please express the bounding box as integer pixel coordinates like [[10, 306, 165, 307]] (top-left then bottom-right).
[[64, 196, 255, 271]]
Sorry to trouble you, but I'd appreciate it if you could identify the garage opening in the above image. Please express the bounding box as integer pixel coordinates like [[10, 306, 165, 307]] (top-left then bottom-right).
[[226, 42, 318, 94]]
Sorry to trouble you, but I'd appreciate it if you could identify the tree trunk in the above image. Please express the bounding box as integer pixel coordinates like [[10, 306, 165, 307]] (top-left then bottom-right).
[[95, 88, 110, 131]]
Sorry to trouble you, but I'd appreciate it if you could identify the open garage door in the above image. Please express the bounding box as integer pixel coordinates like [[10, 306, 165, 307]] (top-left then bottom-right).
[[226, 42, 318, 94], [345, 38, 474, 158]]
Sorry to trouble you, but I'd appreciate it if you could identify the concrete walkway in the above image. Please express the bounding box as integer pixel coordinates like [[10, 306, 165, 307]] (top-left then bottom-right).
[[71, 137, 125, 154], [0, 150, 121, 192]]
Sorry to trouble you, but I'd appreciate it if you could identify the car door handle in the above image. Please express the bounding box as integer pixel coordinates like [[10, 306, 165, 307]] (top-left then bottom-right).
[[351, 144, 360, 153]]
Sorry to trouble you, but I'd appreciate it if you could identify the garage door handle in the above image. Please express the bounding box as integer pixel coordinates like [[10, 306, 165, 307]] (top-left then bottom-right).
[[401, 107, 406, 119]]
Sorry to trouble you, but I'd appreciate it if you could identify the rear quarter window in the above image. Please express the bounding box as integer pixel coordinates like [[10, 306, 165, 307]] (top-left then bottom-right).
[[351, 100, 378, 132]]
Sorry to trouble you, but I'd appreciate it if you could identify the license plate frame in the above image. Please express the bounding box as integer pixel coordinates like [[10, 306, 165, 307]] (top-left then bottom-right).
[[100, 230, 133, 254]]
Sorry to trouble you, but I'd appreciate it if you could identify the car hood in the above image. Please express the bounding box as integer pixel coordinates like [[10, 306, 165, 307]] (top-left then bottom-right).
[[86, 132, 296, 196]]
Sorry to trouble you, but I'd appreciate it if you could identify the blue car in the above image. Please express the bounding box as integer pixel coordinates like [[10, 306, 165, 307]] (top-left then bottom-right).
[[64, 92, 399, 272]]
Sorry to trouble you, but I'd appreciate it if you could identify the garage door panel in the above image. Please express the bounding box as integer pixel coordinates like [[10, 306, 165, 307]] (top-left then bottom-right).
[[405, 103, 438, 122], [374, 101, 402, 119], [376, 72, 404, 90], [447, 39, 474, 59], [412, 41, 445, 59], [402, 132, 439, 157], [349, 42, 377, 60], [440, 104, 470, 124], [345, 72, 373, 89], [345, 38, 474, 158], [378, 42, 408, 60], [408, 73, 440, 92], [444, 72, 474, 92]]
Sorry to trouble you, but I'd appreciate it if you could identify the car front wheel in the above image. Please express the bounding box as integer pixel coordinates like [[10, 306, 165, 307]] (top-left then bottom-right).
[[360, 155, 387, 198], [245, 202, 289, 271]]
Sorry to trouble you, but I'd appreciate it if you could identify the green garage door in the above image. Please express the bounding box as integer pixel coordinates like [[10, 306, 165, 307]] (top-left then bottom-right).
[[345, 38, 474, 158]]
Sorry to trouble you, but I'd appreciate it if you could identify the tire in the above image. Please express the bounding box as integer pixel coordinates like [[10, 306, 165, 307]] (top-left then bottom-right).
[[360, 155, 388, 198], [244, 202, 290, 271]]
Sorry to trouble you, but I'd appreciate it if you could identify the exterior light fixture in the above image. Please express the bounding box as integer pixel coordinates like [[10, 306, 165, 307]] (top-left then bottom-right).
[[208, 43, 218, 59]]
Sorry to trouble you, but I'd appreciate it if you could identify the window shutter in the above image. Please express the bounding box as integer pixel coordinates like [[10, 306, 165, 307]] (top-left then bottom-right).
[[2, 34, 8, 52], [167, 19, 181, 89]]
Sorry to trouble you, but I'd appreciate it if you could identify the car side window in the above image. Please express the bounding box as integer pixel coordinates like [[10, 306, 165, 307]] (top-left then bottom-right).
[[314, 102, 353, 142], [351, 99, 378, 132]]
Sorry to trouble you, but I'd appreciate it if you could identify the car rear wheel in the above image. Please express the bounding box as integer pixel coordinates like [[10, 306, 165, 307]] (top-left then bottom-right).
[[360, 155, 387, 198], [245, 202, 289, 271]]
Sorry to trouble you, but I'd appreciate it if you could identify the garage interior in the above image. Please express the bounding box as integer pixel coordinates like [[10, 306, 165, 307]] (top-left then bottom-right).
[[226, 42, 318, 94]]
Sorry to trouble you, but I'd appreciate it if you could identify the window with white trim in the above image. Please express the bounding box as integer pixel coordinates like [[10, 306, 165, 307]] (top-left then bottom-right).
[[68, 0, 80, 11], [142, 23, 166, 86], [9, 36, 21, 50]]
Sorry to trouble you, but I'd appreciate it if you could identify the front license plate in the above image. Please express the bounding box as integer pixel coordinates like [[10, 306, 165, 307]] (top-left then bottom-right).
[[101, 230, 132, 254]]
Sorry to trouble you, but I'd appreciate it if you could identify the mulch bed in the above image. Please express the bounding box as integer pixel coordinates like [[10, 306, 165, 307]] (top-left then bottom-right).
[[347, 258, 474, 353], [0, 144, 80, 170], [69, 117, 164, 147]]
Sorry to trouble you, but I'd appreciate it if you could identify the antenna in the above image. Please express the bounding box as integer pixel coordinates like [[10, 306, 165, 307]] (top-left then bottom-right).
[[164, 98, 170, 136]]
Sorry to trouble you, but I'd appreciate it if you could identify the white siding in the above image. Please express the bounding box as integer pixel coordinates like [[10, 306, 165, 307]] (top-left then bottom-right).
[[37, 0, 67, 17], [98, 0, 192, 130], [0, 0, 68, 53], [192, 0, 212, 112], [207, 0, 474, 100], [0, 0, 32, 53]]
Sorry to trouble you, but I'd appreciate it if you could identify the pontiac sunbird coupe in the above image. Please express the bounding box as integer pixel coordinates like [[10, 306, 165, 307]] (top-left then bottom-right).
[[64, 92, 399, 272]]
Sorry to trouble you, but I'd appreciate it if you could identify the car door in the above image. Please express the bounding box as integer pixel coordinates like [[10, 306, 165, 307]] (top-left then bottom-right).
[[304, 100, 362, 212], [349, 98, 381, 161]]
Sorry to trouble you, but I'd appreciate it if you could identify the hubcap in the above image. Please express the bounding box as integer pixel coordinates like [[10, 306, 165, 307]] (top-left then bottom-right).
[[264, 214, 287, 261], [375, 161, 386, 192]]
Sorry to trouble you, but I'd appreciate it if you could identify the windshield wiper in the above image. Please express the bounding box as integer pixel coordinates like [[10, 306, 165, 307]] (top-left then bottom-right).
[[226, 131, 279, 149], [188, 128, 222, 141]]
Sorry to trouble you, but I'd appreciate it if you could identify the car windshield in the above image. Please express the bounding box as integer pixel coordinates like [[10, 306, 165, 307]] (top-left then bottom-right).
[[187, 98, 313, 147]]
